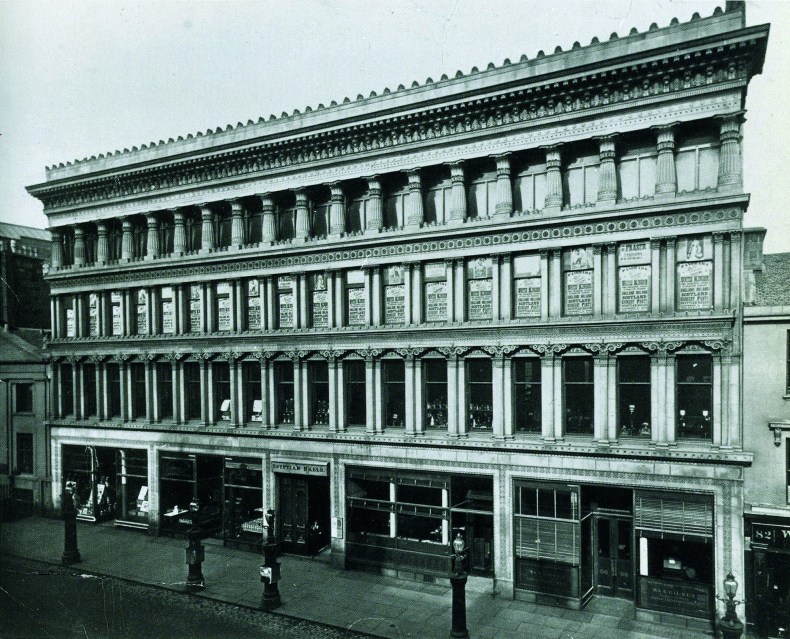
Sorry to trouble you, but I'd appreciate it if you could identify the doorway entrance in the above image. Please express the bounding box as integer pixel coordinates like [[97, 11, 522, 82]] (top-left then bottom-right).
[[594, 514, 633, 598], [277, 473, 330, 554]]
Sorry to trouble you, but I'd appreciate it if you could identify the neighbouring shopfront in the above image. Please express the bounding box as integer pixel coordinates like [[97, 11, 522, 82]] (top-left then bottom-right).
[[513, 481, 714, 619], [274, 461, 330, 555], [745, 517, 790, 639], [346, 467, 494, 577], [62, 444, 149, 528]]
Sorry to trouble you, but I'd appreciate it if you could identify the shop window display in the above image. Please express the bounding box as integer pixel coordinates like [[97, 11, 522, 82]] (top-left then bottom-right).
[[63, 445, 115, 523], [115, 448, 149, 528], [223, 459, 264, 551], [513, 358, 541, 433], [382, 359, 405, 428], [467, 358, 493, 430], [423, 359, 447, 429], [618, 356, 651, 438], [564, 357, 594, 435], [159, 453, 222, 537], [676, 355, 713, 439]]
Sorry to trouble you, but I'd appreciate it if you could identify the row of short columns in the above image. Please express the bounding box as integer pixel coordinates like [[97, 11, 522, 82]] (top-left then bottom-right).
[[51, 232, 742, 339], [48, 113, 744, 269], [55, 349, 741, 447]]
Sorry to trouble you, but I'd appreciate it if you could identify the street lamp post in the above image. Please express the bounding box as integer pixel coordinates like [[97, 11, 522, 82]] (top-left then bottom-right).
[[61, 485, 81, 565], [185, 498, 205, 592], [449, 532, 469, 639], [717, 572, 744, 639], [260, 508, 282, 610]]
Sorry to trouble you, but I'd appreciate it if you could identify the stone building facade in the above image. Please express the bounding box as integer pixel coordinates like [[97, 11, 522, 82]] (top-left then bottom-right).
[[27, 4, 768, 625]]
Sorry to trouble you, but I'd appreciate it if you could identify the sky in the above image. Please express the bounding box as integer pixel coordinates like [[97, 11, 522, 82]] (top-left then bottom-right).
[[1, 0, 788, 252]]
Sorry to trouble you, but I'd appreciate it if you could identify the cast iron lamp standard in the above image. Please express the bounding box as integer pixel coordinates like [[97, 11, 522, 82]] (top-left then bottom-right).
[[185, 498, 205, 592], [717, 572, 744, 639], [449, 533, 469, 639], [260, 509, 282, 610], [61, 484, 81, 565]]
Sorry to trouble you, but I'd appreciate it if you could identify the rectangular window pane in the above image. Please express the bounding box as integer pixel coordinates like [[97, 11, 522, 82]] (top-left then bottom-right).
[[14, 383, 33, 413], [564, 358, 593, 435], [243, 361, 262, 421], [214, 362, 231, 421], [618, 356, 651, 437], [309, 361, 329, 425], [130, 363, 146, 419], [216, 282, 232, 331], [424, 359, 447, 429], [188, 285, 202, 333], [383, 360, 405, 428], [160, 286, 175, 334], [156, 362, 173, 419], [676, 355, 712, 439], [61, 364, 73, 416], [16, 433, 33, 474], [514, 359, 541, 433], [184, 362, 201, 420], [345, 360, 366, 426], [107, 363, 121, 418], [275, 361, 294, 424], [468, 359, 492, 430], [135, 290, 148, 335], [83, 364, 97, 417]]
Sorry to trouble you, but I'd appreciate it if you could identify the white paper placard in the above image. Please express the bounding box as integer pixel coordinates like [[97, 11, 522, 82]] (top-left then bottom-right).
[[564, 270, 593, 315]]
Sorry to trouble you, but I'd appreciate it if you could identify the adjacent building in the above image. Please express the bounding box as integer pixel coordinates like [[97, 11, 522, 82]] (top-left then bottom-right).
[[26, 3, 769, 628], [742, 236, 790, 639], [0, 222, 52, 330]]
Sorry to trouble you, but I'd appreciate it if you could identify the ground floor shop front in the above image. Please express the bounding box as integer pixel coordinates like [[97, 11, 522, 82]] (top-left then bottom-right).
[[745, 514, 790, 639], [51, 427, 746, 625]]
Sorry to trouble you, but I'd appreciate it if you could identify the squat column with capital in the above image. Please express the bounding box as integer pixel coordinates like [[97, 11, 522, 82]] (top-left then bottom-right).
[[50, 229, 63, 269], [653, 123, 678, 197], [493, 154, 513, 219], [329, 183, 345, 236], [96, 222, 108, 264], [405, 169, 424, 229], [365, 177, 383, 232], [172, 209, 186, 254], [260, 194, 276, 243], [73, 226, 85, 266], [448, 161, 467, 224], [596, 135, 618, 206], [716, 112, 744, 191], [146, 213, 160, 259], [199, 205, 215, 251], [294, 190, 310, 240], [230, 200, 245, 247], [543, 145, 563, 211], [120, 218, 133, 261]]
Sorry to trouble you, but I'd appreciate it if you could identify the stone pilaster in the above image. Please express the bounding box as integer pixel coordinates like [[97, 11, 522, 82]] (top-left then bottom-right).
[[96, 222, 108, 264], [448, 162, 467, 224], [199, 205, 215, 251], [329, 182, 345, 236], [120, 218, 133, 261], [493, 154, 513, 219], [260, 194, 276, 243], [716, 112, 744, 190], [230, 199, 245, 247], [543, 145, 563, 210], [146, 213, 160, 259], [605, 243, 617, 315], [650, 239, 661, 314], [405, 169, 424, 229], [294, 190, 310, 240], [713, 232, 725, 312], [653, 123, 678, 196], [73, 226, 85, 266], [593, 353, 609, 444], [172, 209, 186, 254], [596, 135, 618, 205], [540, 354, 555, 440], [365, 177, 383, 232], [492, 352, 506, 439]]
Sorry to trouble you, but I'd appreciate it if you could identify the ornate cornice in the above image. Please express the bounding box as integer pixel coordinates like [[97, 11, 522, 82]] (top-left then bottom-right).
[[33, 46, 753, 216]]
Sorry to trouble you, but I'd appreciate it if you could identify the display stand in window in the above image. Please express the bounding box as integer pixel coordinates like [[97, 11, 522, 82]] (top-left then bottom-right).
[[513, 255, 541, 318], [310, 273, 328, 328], [676, 236, 713, 311], [676, 355, 713, 439], [63, 445, 115, 523], [564, 357, 594, 435], [308, 361, 329, 426], [159, 453, 222, 537], [466, 258, 493, 321], [513, 358, 541, 433], [617, 241, 651, 313], [383, 265, 405, 325], [274, 361, 295, 424], [424, 262, 448, 322], [382, 360, 405, 428], [564, 248, 593, 316], [277, 276, 294, 328], [618, 355, 651, 437], [223, 458, 264, 551]]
